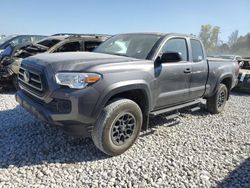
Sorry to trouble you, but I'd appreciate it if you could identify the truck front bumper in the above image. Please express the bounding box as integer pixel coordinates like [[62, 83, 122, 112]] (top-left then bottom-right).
[[15, 90, 94, 137]]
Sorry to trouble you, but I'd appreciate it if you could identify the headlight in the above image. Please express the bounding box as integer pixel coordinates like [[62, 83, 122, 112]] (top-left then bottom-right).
[[55, 72, 101, 89]]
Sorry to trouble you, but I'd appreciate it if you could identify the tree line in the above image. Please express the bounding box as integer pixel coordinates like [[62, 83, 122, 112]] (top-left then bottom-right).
[[198, 24, 250, 57]]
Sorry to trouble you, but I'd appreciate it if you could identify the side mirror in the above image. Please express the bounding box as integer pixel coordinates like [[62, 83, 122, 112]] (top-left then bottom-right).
[[160, 52, 182, 63]]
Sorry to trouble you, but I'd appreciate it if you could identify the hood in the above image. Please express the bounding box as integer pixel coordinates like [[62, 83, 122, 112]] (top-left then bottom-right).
[[22, 52, 139, 73], [14, 44, 48, 58]]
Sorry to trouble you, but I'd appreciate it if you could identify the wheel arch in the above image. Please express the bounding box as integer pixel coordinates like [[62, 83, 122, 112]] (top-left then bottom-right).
[[92, 80, 152, 130], [210, 74, 233, 100]]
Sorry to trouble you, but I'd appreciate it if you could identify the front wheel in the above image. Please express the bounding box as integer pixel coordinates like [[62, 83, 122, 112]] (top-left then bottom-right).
[[92, 98, 143, 156], [206, 83, 228, 114]]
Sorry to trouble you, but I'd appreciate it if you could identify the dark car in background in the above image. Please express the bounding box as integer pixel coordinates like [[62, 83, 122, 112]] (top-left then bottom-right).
[[0, 43, 31, 63], [0, 43, 32, 89], [0, 34, 110, 89], [0, 35, 46, 53]]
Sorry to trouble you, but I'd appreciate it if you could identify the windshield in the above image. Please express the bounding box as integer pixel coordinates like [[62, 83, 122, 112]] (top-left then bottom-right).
[[37, 38, 61, 48], [94, 34, 161, 59], [0, 35, 17, 47]]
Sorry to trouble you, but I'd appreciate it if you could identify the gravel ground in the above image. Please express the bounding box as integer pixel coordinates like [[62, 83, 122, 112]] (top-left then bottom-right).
[[0, 92, 249, 188]]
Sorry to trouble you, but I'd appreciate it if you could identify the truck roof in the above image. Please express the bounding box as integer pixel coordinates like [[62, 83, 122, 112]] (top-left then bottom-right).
[[116, 32, 198, 39]]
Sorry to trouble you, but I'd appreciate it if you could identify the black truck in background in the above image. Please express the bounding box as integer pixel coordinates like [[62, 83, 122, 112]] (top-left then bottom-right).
[[16, 33, 239, 156]]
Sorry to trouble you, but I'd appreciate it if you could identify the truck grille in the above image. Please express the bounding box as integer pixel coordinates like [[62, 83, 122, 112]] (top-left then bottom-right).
[[18, 66, 45, 96]]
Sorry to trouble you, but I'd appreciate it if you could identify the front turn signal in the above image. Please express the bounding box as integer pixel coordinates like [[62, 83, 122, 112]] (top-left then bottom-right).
[[84, 76, 101, 83]]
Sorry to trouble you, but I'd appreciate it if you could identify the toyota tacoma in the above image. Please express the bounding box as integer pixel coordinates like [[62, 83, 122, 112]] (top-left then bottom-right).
[[16, 33, 239, 156]]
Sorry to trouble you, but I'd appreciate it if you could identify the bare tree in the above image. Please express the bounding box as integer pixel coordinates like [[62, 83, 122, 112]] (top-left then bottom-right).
[[199, 24, 220, 53], [228, 30, 239, 47]]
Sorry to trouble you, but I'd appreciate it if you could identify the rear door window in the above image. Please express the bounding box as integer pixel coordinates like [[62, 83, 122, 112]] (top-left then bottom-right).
[[55, 42, 81, 52], [38, 39, 61, 48], [190, 39, 204, 62], [160, 38, 188, 61], [84, 41, 102, 51]]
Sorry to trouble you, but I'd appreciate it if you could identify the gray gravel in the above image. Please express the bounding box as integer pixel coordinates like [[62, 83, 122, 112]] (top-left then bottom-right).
[[0, 92, 250, 188]]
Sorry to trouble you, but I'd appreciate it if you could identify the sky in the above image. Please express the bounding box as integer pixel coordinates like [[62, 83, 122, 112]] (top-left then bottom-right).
[[0, 0, 249, 42]]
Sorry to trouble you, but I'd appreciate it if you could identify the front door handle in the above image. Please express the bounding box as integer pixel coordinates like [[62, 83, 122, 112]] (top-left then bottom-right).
[[184, 68, 191, 74]]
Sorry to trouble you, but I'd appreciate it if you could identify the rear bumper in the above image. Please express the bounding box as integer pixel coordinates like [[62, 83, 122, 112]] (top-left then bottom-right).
[[15, 91, 93, 137]]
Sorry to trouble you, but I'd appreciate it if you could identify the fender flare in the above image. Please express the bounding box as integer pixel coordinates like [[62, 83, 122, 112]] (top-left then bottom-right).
[[210, 73, 233, 97], [91, 80, 152, 119]]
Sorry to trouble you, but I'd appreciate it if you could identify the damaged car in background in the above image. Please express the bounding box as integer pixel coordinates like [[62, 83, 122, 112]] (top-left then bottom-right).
[[234, 58, 250, 92], [0, 43, 32, 89], [0, 34, 110, 90]]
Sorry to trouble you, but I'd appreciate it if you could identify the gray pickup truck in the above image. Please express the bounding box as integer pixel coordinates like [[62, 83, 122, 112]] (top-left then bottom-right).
[[16, 33, 239, 156]]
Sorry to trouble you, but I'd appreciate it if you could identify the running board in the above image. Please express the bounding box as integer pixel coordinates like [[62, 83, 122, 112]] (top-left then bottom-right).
[[165, 112, 180, 120], [189, 106, 201, 112], [150, 100, 201, 116]]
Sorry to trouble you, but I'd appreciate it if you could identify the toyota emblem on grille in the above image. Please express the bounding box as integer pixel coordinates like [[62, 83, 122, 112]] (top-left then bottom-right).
[[23, 70, 30, 83]]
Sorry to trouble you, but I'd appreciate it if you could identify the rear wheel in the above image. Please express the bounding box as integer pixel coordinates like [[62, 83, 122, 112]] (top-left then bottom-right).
[[206, 83, 228, 114], [92, 98, 143, 156]]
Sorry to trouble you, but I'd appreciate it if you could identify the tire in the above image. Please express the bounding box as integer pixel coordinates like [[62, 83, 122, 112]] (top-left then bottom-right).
[[92, 98, 143, 156], [12, 75, 19, 90], [206, 84, 228, 114]]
